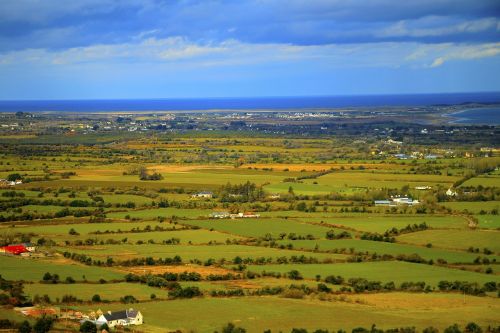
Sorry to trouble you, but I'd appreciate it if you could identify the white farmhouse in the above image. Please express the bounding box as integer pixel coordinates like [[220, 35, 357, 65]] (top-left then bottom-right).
[[96, 309, 143, 328], [446, 188, 458, 196], [191, 191, 213, 199]]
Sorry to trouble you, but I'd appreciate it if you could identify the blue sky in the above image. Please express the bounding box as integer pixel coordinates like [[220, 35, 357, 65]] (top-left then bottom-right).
[[0, 0, 499, 99]]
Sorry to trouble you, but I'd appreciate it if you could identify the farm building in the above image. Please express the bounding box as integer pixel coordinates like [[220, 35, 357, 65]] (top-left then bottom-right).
[[392, 197, 419, 205], [17, 306, 59, 318], [192, 191, 213, 199], [96, 309, 143, 328], [210, 211, 230, 219], [22, 243, 36, 252], [230, 212, 261, 219], [0, 179, 22, 187], [2, 244, 28, 255], [374, 197, 419, 206], [374, 200, 393, 206], [0, 243, 35, 255]]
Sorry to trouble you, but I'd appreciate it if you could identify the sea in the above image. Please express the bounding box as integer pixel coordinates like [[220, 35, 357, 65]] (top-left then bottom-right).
[[447, 107, 500, 125], [0, 92, 499, 124]]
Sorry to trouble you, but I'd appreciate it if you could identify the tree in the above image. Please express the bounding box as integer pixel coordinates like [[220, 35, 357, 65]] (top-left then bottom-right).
[[444, 324, 462, 333], [18, 320, 31, 333], [287, 270, 303, 280], [80, 321, 97, 333], [7, 173, 22, 182], [291, 329, 308, 333], [221, 322, 246, 333], [91, 294, 101, 302], [33, 316, 53, 333], [465, 323, 482, 333]]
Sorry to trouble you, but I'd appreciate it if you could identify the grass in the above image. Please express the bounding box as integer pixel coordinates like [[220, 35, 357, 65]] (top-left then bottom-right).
[[264, 171, 461, 195], [277, 239, 498, 263], [311, 171, 460, 188], [180, 218, 337, 238], [476, 214, 500, 229], [294, 215, 468, 233], [397, 229, 500, 254], [243, 261, 500, 286], [55, 244, 346, 262], [57, 229, 244, 245], [70, 294, 500, 333], [461, 175, 500, 187], [441, 201, 500, 214], [24, 282, 160, 301], [0, 255, 123, 282], [2, 221, 173, 236], [107, 207, 212, 220]]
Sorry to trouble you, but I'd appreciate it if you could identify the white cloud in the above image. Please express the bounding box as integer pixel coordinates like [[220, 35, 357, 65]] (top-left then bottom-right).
[[427, 42, 500, 67], [0, 37, 498, 71], [430, 57, 445, 67], [377, 17, 499, 38]]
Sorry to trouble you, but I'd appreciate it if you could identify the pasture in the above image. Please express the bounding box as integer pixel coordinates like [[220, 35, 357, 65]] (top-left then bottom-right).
[[180, 218, 339, 238], [0, 255, 123, 282], [55, 244, 346, 262], [24, 282, 160, 302], [243, 261, 500, 285], [71, 294, 500, 333], [397, 229, 500, 254], [277, 239, 498, 263]]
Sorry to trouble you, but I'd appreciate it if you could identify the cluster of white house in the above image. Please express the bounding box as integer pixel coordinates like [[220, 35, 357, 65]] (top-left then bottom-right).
[[0, 179, 22, 187], [191, 191, 213, 199], [210, 211, 260, 219]]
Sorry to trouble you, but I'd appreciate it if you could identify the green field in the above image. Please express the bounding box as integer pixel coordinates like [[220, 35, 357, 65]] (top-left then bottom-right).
[[397, 229, 500, 254], [476, 214, 500, 229], [442, 201, 500, 214], [71, 294, 500, 333], [56, 244, 347, 262], [180, 218, 339, 238], [277, 239, 498, 263], [24, 282, 160, 301], [0, 255, 123, 282], [293, 215, 467, 233], [243, 261, 500, 286], [461, 175, 500, 187], [107, 207, 212, 219]]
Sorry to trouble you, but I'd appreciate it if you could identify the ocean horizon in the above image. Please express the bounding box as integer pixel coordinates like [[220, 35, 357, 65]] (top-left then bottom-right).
[[0, 92, 500, 112]]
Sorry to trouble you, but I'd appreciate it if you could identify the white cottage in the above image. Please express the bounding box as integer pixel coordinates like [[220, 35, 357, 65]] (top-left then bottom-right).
[[96, 309, 143, 328]]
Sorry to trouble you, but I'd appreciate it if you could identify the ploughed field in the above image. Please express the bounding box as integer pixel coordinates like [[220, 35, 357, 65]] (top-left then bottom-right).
[[0, 134, 499, 332]]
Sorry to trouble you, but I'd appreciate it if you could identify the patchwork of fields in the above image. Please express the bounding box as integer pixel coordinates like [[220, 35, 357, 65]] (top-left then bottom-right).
[[0, 133, 498, 332]]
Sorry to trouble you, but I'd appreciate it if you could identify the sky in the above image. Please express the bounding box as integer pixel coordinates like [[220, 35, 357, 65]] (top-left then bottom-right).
[[0, 0, 499, 99]]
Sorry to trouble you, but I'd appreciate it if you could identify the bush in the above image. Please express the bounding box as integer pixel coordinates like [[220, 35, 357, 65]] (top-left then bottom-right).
[[287, 270, 303, 280], [444, 324, 462, 333], [120, 295, 138, 303], [18, 320, 32, 333], [465, 323, 482, 333], [79, 321, 97, 333], [281, 289, 305, 299], [220, 322, 246, 333], [33, 316, 54, 333], [423, 327, 439, 333]]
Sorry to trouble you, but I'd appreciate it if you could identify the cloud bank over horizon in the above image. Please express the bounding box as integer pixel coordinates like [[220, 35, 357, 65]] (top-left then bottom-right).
[[0, 0, 499, 99]]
